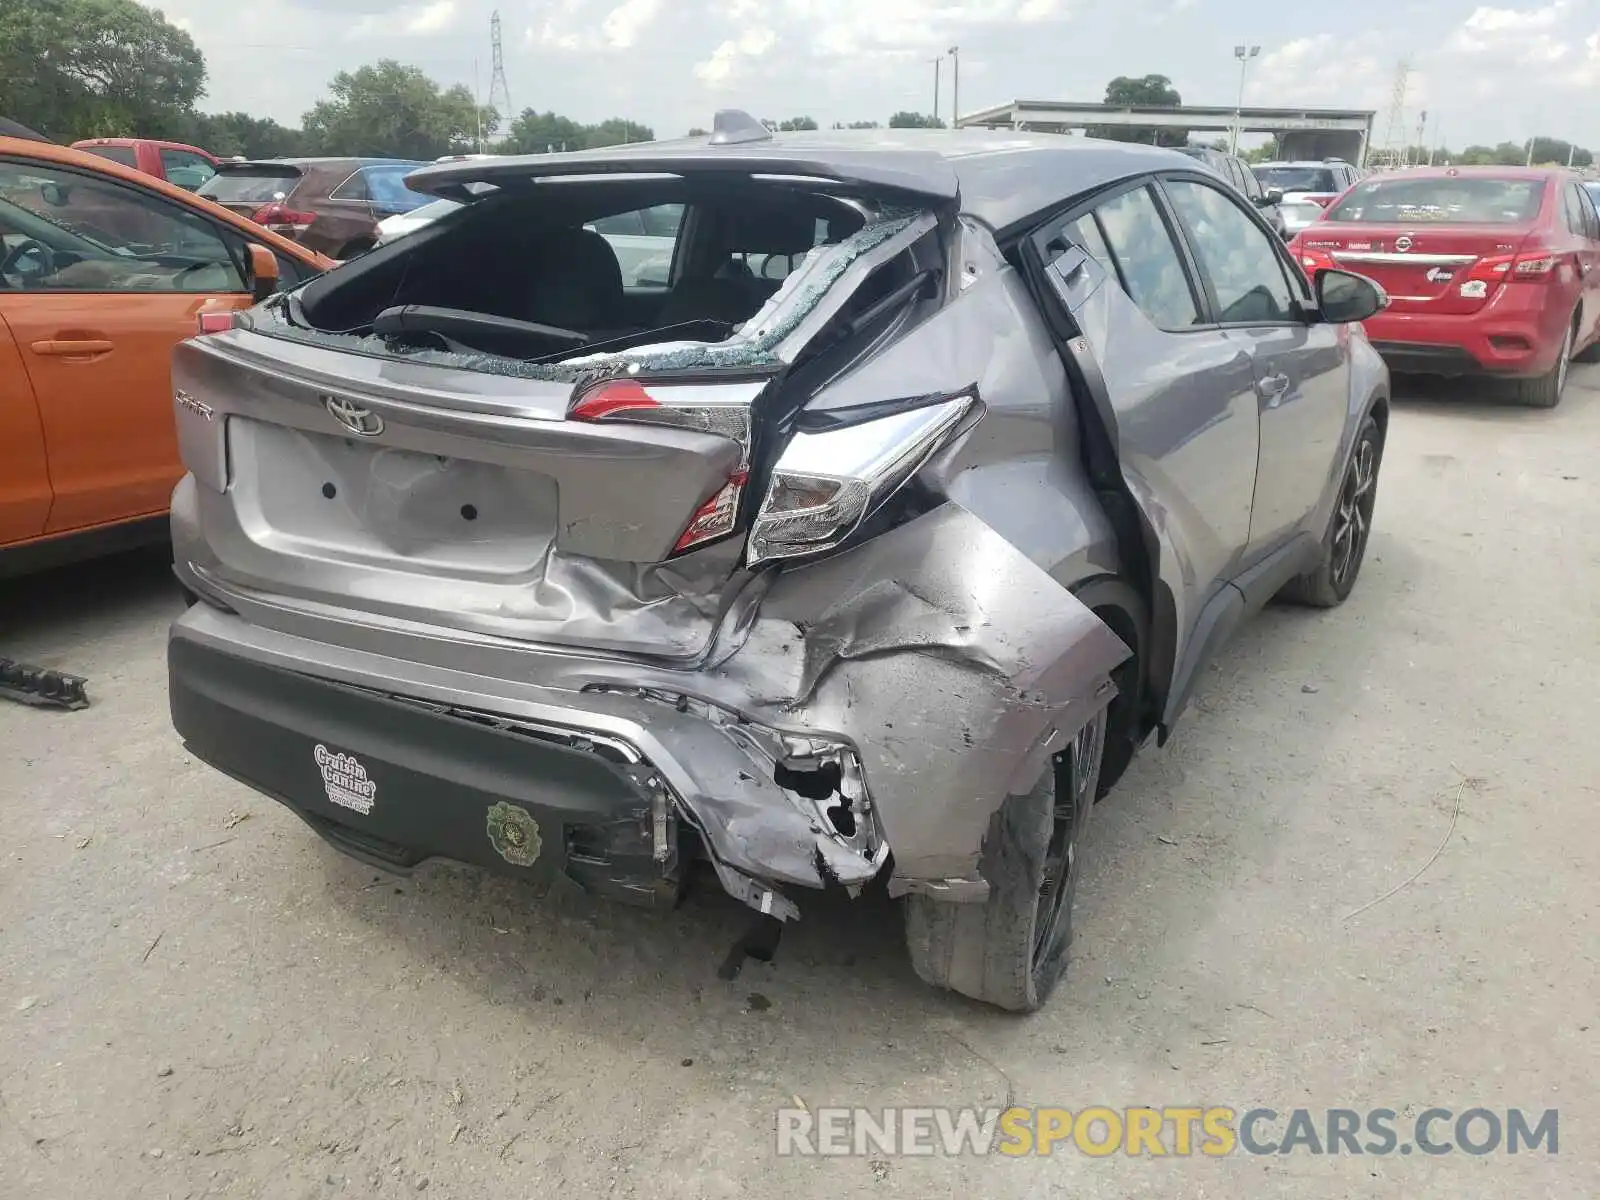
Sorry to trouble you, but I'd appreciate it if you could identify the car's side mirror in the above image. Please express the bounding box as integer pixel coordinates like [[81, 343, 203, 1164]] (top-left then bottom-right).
[[246, 243, 280, 302], [1316, 268, 1387, 323], [1264, 188, 1284, 205]]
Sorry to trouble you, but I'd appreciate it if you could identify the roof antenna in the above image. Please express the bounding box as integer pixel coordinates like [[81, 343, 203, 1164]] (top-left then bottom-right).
[[709, 109, 772, 146]]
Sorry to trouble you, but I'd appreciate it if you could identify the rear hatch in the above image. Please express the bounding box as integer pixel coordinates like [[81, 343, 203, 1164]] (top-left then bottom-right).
[[1296, 173, 1549, 316], [1254, 165, 1343, 229], [172, 145, 954, 661], [197, 162, 308, 231]]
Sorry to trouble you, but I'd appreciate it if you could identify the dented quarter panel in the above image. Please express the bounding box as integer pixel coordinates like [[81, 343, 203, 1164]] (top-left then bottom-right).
[[808, 217, 1123, 590], [756, 504, 1131, 886]]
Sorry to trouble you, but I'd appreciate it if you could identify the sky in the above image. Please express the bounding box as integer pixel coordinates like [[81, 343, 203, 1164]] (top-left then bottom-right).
[[145, 0, 1600, 151]]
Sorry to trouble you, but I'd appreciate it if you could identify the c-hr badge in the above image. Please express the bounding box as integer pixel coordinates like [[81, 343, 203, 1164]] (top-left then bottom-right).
[[486, 802, 542, 866]]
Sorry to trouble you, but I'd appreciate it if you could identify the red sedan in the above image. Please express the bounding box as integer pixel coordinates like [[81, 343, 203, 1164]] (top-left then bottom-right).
[[1288, 166, 1600, 407]]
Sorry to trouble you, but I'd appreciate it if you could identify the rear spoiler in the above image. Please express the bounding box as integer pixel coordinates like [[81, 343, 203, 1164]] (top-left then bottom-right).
[[405, 113, 961, 205]]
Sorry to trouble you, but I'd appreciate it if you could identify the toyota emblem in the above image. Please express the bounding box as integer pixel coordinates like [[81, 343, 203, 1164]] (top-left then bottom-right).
[[323, 394, 384, 437], [1394, 235, 1414, 252]]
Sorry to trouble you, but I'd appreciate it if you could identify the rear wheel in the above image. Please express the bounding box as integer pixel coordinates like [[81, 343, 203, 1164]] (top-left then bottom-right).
[[903, 710, 1106, 1012], [1514, 319, 1573, 408], [1280, 414, 1382, 608]]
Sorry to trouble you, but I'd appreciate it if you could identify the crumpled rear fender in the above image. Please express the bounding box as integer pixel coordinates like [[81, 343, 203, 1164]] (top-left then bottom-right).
[[746, 502, 1132, 897]]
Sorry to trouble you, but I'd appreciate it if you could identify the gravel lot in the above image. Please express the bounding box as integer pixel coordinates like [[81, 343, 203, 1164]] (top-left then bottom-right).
[[3, 371, 1597, 1199]]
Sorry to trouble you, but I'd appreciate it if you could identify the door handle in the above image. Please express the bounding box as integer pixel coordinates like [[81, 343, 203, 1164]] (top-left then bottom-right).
[[31, 338, 114, 357], [1258, 372, 1291, 399]]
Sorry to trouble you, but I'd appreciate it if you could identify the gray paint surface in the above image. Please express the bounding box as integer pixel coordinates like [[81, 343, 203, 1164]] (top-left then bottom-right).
[[169, 132, 1387, 917]]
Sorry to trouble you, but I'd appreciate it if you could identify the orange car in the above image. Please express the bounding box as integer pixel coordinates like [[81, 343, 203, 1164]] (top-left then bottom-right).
[[0, 134, 333, 575]]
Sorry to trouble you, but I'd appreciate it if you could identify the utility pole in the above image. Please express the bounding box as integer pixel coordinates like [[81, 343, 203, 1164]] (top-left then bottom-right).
[[488, 11, 512, 139], [931, 57, 941, 126], [1231, 44, 1260, 156], [1429, 120, 1442, 165], [1526, 136, 1535, 166], [948, 46, 960, 128], [473, 58, 484, 154]]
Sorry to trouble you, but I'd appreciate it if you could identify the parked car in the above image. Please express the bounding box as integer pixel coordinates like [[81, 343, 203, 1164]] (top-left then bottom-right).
[[166, 118, 1389, 1011], [1253, 159, 1364, 237], [196, 157, 431, 259], [0, 133, 332, 575], [70, 137, 221, 191], [1174, 145, 1287, 238], [1289, 166, 1600, 407]]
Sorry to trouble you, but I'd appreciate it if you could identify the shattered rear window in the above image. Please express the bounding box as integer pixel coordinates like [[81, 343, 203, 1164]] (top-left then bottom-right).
[[252, 209, 924, 384]]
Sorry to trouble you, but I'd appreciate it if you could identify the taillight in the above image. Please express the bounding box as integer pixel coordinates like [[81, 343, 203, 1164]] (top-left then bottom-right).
[[1288, 240, 1337, 274], [746, 391, 980, 567], [196, 311, 238, 335], [1467, 248, 1561, 284], [1304, 194, 1337, 209], [250, 203, 315, 235], [569, 376, 768, 554]]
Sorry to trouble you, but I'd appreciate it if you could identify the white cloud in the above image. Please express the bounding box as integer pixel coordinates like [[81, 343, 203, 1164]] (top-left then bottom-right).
[[693, 26, 776, 85], [601, 0, 662, 47], [351, 0, 457, 38]]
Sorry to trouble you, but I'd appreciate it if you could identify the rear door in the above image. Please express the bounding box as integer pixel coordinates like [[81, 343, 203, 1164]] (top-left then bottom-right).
[[1561, 181, 1600, 345], [1030, 180, 1260, 693], [0, 312, 51, 545], [0, 156, 254, 533], [1160, 174, 1347, 555]]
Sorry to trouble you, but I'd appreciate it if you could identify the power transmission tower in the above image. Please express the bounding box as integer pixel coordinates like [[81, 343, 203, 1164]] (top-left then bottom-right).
[[488, 11, 512, 133], [1368, 59, 1411, 170]]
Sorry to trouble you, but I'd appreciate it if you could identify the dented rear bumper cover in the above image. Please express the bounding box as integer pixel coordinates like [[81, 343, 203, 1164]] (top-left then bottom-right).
[[170, 503, 1130, 917]]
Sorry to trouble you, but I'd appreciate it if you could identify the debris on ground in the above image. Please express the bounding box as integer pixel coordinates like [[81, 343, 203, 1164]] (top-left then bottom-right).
[[0, 658, 89, 710]]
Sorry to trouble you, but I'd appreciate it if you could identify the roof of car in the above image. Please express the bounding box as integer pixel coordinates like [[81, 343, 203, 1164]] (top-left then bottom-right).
[[1363, 165, 1572, 181], [215, 157, 425, 170], [410, 128, 1213, 237]]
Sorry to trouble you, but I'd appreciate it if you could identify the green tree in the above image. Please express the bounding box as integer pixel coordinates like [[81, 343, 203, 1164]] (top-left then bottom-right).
[[888, 111, 946, 129], [504, 110, 588, 153], [763, 116, 818, 131], [188, 111, 305, 158], [687, 126, 709, 137], [301, 61, 495, 158], [0, 0, 205, 141], [834, 120, 881, 129], [584, 117, 654, 147], [1089, 74, 1187, 147]]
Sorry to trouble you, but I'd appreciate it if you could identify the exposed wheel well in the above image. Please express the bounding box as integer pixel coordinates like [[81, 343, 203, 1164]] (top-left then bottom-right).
[[1071, 576, 1147, 797]]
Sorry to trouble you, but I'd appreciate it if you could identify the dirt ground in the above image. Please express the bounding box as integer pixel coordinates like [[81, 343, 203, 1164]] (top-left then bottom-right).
[[2, 372, 1596, 1199]]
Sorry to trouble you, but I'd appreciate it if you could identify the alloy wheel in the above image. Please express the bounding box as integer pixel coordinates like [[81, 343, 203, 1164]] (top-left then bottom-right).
[[1331, 433, 1378, 588], [1034, 711, 1105, 970]]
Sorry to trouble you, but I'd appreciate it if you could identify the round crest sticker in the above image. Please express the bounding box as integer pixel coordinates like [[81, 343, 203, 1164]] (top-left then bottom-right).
[[486, 802, 542, 866]]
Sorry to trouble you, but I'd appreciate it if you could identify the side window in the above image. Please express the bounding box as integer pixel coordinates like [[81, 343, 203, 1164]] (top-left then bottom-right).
[[83, 145, 138, 169], [589, 204, 685, 289], [1576, 185, 1600, 241], [160, 149, 216, 191], [0, 162, 245, 294], [1237, 161, 1264, 199], [1059, 212, 1119, 280], [1562, 184, 1588, 237], [1164, 177, 1296, 324], [329, 170, 369, 201], [1092, 184, 1203, 329]]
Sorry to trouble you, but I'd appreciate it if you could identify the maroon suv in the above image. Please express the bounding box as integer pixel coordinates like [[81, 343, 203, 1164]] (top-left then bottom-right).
[[196, 157, 430, 259]]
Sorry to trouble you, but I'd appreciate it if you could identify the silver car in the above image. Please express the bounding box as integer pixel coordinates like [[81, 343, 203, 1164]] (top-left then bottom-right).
[[167, 117, 1390, 1011], [1253, 159, 1364, 237]]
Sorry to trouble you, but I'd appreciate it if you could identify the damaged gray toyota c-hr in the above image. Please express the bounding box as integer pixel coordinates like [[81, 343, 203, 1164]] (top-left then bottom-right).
[[166, 112, 1391, 1011]]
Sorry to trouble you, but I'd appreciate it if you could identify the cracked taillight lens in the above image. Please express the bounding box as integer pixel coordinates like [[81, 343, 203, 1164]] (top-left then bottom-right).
[[747, 391, 979, 567], [569, 376, 768, 554]]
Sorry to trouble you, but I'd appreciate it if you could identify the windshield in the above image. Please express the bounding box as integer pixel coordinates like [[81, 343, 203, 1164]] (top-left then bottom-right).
[[198, 167, 303, 205], [1254, 166, 1339, 193], [1325, 177, 1546, 225]]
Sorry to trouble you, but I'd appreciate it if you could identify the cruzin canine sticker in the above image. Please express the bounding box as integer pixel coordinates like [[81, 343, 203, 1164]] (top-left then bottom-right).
[[314, 744, 376, 815], [486, 802, 542, 866]]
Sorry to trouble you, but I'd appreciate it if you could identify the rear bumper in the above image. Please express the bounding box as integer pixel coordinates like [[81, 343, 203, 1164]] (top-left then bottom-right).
[[1364, 286, 1571, 379], [168, 501, 1132, 918]]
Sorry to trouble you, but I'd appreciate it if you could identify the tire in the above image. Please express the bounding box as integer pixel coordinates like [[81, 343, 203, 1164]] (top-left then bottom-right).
[[1514, 319, 1573, 408], [903, 709, 1106, 1012], [1280, 413, 1383, 608]]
